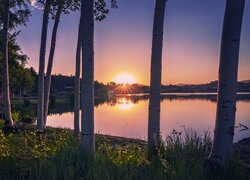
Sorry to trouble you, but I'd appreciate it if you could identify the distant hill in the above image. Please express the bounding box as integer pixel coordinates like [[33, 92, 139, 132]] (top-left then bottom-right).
[[162, 80, 250, 93]]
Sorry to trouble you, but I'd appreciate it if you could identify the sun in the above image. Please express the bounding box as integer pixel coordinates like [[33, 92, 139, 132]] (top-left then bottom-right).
[[113, 73, 136, 84]]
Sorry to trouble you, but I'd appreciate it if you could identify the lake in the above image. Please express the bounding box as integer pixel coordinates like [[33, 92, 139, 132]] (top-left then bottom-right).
[[44, 93, 250, 142]]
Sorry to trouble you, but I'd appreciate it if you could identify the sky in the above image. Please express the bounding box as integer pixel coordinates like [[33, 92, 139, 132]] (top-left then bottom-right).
[[18, 0, 250, 85]]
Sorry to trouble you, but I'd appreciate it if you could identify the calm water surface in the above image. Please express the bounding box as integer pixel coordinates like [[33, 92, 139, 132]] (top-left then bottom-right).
[[46, 94, 250, 141]]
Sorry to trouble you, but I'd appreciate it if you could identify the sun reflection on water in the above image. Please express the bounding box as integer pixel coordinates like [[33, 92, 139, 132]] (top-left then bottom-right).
[[116, 98, 135, 110]]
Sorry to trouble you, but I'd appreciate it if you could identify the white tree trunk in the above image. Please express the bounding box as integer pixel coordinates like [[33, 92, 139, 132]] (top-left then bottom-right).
[[208, 0, 245, 168], [80, 0, 95, 157], [74, 13, 83, 137], [148, 0, 167, 155], [44, 4, 63, 127], [37, 0, 51, 132], [1, 0, 14, 126]]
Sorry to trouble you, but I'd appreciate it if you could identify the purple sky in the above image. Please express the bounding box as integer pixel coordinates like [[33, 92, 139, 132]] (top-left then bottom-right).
[[18, 0, 250, 85]]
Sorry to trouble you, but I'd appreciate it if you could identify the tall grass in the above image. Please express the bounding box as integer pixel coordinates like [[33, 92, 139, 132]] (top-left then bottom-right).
[[0, 127, 248, 180]]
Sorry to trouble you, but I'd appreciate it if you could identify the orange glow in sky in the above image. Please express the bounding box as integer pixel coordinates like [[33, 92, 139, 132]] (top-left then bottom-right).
[[113, 73, 137, 84]]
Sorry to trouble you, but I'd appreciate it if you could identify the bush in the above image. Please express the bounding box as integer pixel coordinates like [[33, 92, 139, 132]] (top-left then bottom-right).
[[0, 120, 5, 128], [12, 111, 20, 122], [21, 115, 35, 123]]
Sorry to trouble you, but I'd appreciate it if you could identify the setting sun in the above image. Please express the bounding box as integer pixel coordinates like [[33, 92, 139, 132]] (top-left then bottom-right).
[[113, 73, 137, 84]]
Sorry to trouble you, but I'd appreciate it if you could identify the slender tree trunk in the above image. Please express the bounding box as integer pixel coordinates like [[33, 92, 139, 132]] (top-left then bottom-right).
[[80, 0, 95, 157], [37, 0, 51, 132], [1, 0, 13, 126], [206, 0, 245, 172], [148, 0, 167, 156], [44, 3, 63, 127], [74, 13, 83, 137]]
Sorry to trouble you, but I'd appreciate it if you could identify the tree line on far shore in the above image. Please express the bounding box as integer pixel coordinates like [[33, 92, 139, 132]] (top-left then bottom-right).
[[2, 70, 250, 97]]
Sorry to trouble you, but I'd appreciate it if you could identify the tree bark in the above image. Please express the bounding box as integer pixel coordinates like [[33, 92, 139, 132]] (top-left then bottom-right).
[[148, 0, 167, 156], [44, 3, 63, 127], [80, 0, 95, 157], [74, 13, 83, 137], [37, 0, 51, 132], [1, 0, 14, 126], [207, 0, 245, 172]]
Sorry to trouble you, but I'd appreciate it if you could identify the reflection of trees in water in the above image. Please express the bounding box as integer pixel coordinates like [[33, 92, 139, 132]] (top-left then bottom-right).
[[162, 95, 218, 102], [48, 104, 74, 115], [3, 94, 250, 119], [160, 93, 250, 103], [111, 93, 250, 104]]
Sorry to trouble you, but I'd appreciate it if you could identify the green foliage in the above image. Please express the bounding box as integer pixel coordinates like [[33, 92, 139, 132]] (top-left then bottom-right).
[[160, 129, 212, 179], [0, 32, 36, 96], [0, 127, 75, 159], [11, 67, 35, 95], [98, 142, 148, 166], [0, 120, 4, 128], [0, 0, 35, 96], [0, 130, 11, 157], [94, 0, 110, 21], [36, 0, 118, 22], [0, 0, 31, 29], [0, 128, 248, 179], [13, 104, 37, 123], [11, 111, 21, 122]]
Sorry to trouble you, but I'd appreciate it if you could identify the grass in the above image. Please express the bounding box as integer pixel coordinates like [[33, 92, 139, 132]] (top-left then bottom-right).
[[0, 126, 248, 180]]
